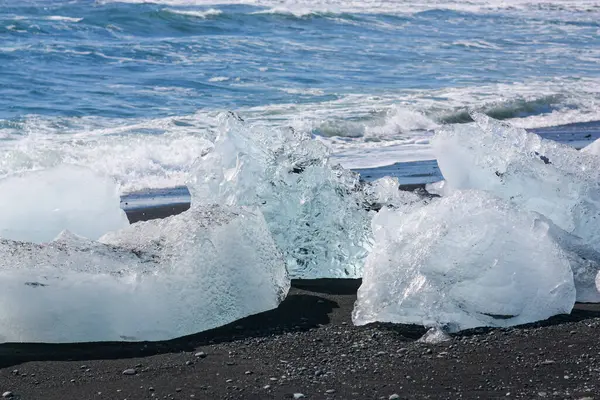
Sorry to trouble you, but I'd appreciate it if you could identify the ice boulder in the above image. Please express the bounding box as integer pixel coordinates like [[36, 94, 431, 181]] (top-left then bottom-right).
[[189, 112, 372, 278], [352, 190, 576, 332], [0, 165, 129, 243], [433, 113, 600, 252], [0, 204, 289, 343]]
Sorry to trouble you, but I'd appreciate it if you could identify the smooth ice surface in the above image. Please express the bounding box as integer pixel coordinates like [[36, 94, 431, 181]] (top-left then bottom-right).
[[583, 138, 600, 156], [353, 191, 576, 332], [190, 113, 372, 278], [424, 180, 451, 197], [0, 204, 289, 343], [0, 165, 129, 243], [433, 113, 600, 252]]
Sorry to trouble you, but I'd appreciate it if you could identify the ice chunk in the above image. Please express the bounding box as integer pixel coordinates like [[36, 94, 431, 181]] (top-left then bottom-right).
[[189, 113, 372, 278], [364, 177, 423, 208], [0, 204, 289, 343], [0, 165, 129, 243], [418, 327, 451, 344], [582, 138, 600, 156], [433, 113, 600, 252], [353, 190, 576, 332], [425, 180, 451, 197]]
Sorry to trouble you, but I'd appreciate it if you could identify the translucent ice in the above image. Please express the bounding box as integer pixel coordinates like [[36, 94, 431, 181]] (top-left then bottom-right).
[[189, 113, 372, 278], [418, 327, 451, 344], [364, 177, 424, 209], [0, 165, 129, 243], [424, 180, 451, 197], [582, 138, 600, 156], [433, 113, 600, 252], [0, 204, 289, 343], [352, 191, 576, 332]]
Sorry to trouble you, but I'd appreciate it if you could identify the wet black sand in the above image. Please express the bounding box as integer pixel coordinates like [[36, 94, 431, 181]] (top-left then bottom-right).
[[1, 276, 600, 400], [3, 183, 600, 399]]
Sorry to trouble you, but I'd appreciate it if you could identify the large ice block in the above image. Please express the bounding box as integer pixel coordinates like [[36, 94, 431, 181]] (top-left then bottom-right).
[[0, 204, 289, 343], [433, 113, 600, 253], [0, 165, 129, 243], [352, 190, 576, 331], [189, 113, 373, 278]]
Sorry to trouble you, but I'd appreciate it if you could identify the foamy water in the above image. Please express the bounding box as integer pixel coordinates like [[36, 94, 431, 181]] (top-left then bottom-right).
[[2, 0, 600, 190]]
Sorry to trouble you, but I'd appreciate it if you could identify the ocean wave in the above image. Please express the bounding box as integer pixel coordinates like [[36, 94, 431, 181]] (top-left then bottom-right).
[[208, 76, 230, 82], [45, 16, 83, 23], [437, 94, 567, 124], [162, 7, 222, 18], [96, 0, 600, 18], [452, 40, 501, 50]]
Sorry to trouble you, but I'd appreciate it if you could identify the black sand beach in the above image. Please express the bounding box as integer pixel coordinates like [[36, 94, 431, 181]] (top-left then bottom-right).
[[1, 204, 600, 399], [1, 278, 600, 399]]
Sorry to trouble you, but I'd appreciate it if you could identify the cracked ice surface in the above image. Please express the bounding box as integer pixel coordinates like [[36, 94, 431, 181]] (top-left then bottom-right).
[[433, 112, 600, 252], [189, 113, 373, 278], [0, 204, 289, 343], [353, 190, 576, 332]]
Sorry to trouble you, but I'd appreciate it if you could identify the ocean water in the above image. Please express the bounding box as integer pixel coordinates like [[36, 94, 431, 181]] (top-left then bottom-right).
[[2, 0, 600, 193]]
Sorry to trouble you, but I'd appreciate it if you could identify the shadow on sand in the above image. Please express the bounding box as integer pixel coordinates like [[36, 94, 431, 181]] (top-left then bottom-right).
[[2, 278, 600, 368], [0, 292, 337, 369]]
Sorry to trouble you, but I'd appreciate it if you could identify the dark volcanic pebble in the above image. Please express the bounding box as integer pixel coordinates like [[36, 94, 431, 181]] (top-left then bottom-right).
[[1, 279, 600, 399], [0, 202, 599, 399]]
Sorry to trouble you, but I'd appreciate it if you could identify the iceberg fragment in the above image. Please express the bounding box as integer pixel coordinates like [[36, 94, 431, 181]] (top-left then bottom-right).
[[352, 190, 576, 332], [0, 165, 129, 243], [433, 113, 600, 252], [582, 138, 600, 156], [0, 204, 289, 343], [364, 176, 424, 209], [189, 113, 373, 278]]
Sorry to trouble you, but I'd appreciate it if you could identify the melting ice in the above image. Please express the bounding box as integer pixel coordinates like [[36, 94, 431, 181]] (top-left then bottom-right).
[[0, 165, 129, 243], [2, 110, 600, 342], [190, 113, 373, 278], [0, 204, 289, 343], [353, 190, 576, 332]]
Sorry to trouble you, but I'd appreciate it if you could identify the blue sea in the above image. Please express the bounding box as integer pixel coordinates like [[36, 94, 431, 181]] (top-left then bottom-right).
[[2, 0, 600, 196]]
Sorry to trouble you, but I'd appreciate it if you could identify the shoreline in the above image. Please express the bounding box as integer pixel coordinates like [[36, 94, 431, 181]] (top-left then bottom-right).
[[2, 277, 600, 399], [120, 120, 600, 212], [1, 207, 600, 398]]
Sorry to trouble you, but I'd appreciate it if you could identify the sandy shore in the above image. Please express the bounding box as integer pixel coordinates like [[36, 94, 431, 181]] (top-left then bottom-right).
[[1, 206, 600, 399]]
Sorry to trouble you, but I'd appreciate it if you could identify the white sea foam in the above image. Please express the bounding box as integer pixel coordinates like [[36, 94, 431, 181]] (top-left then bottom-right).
[[1, 77, 599, 184], [45, 16, 83, 23], [97, 0, 600, 19], [208, 76, 230, 82], [164, 8, 222, 18]]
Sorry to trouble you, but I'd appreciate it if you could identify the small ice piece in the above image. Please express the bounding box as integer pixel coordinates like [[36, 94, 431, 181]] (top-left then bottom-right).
[[365, 177, 423, 209], [433, 113, 600, 252], [418, 327, 451, 344], [582, 138, 600, 156], [0, 204, 289, 343], [353, 190, 576, 332], [189, 113, 372, 278], [0, 165, 129, 243], [425, 180, 451, 197]]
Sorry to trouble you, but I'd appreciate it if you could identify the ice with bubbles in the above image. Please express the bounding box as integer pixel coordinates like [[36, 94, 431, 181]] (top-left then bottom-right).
[[0, 203, 289, 343], [190, 113, 373, 278], [0, 165, 129, 243], [433, 112, 600, 253], [353, 190, 576, 331]]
